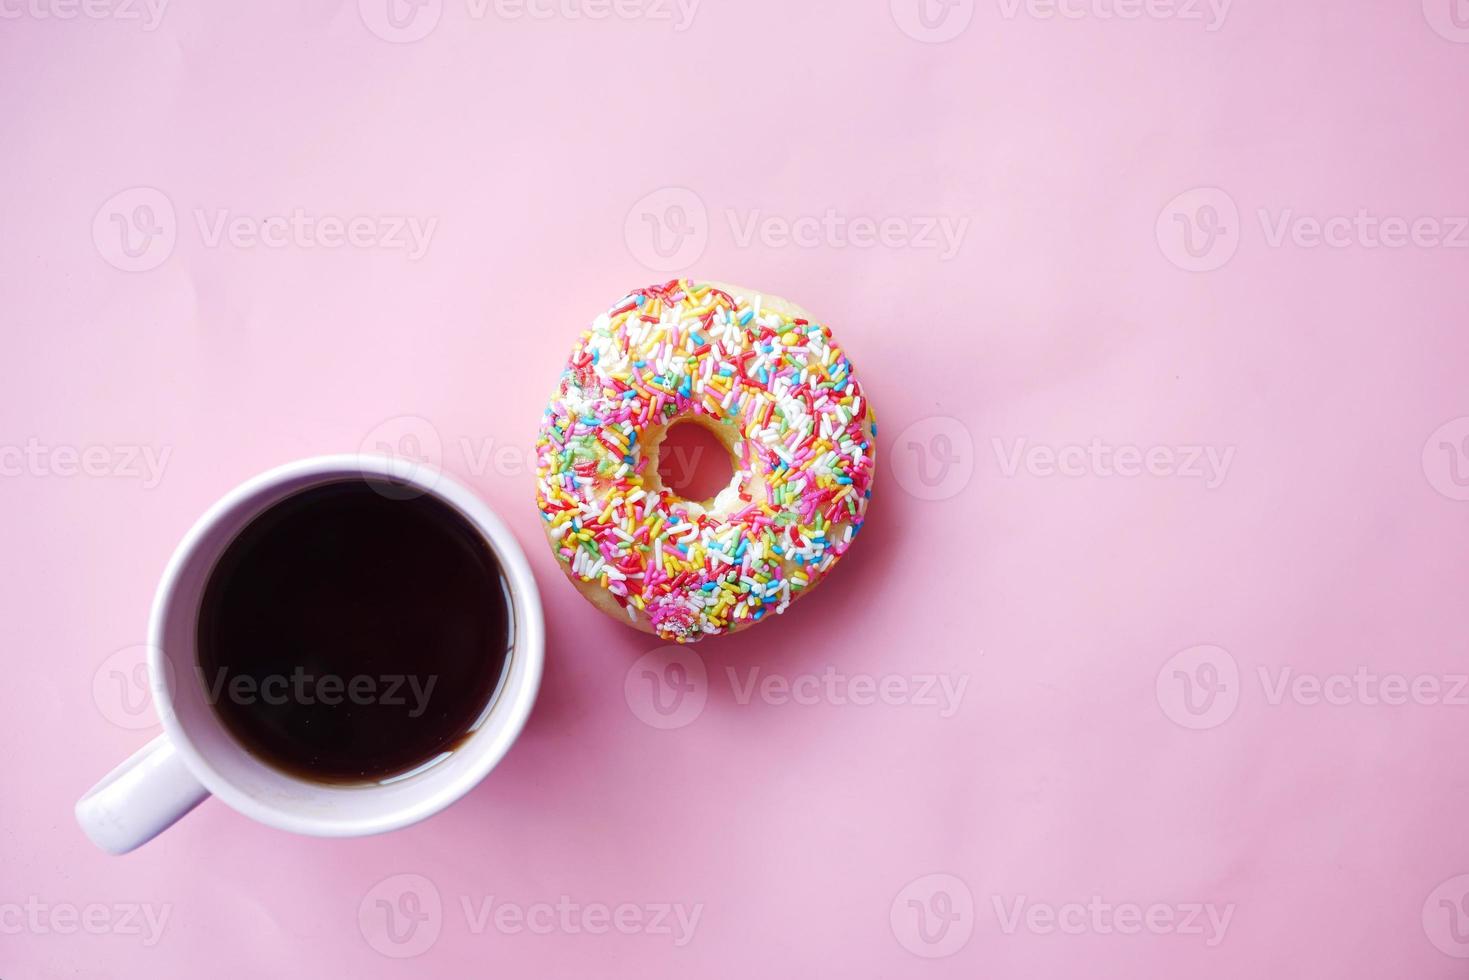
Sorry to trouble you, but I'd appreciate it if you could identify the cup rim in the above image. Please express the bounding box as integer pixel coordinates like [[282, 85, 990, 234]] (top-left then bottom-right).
[[147, 453, 544, 838]]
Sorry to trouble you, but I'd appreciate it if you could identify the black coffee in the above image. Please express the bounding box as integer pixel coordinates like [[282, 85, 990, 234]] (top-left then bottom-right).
[[196, 479, 511, 782]]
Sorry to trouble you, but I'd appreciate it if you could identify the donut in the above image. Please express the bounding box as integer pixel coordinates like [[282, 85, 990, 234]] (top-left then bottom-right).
[[534, 279, 877, 643]]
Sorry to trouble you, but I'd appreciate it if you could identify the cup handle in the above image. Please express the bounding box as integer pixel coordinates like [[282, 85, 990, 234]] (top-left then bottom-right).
[[76, 735, 210, 854]]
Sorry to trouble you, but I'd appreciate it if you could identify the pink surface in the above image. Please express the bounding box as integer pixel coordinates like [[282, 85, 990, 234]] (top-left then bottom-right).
[[4, 1, 1469, 976]]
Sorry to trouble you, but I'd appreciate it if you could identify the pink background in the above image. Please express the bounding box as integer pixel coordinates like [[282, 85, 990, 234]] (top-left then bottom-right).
[[6, 0, 1469, 975]]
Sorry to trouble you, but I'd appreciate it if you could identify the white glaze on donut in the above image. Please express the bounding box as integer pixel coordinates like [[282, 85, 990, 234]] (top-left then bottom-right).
[[535, 280, 877, 642]]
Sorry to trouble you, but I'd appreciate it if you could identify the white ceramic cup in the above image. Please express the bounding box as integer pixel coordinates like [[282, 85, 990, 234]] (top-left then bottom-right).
[[76, 454, 544, 855]]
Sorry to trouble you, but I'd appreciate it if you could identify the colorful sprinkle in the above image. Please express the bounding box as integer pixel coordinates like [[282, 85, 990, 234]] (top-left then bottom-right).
[[535, 280, 876, 643]]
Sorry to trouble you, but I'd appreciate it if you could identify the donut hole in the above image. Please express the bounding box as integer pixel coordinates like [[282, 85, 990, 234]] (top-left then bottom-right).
[[655, 419, 736, 503]]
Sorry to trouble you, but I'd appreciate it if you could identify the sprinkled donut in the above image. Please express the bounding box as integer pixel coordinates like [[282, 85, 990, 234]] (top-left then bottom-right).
[[534, 280, 876, 642]]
